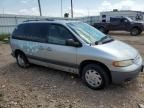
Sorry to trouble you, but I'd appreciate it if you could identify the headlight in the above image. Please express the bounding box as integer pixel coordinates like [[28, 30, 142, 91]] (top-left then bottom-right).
[[112, 60, 133, 67]]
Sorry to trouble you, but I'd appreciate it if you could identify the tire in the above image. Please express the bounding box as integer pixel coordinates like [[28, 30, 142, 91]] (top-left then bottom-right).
[[82, 64, 110, 90], [16, 52, 30, 68], [130, 28, 141, 36]]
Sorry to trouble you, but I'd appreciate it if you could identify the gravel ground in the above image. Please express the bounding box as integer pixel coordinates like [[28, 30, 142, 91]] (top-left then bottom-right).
[[0, 33, 144, 108]]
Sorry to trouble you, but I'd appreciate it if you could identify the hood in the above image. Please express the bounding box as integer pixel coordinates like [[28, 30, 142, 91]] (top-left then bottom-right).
[[131, 21, 144, 24], [93, 40, 138, 60]]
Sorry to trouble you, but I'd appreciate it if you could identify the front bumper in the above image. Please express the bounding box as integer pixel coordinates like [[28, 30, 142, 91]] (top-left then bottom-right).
[[111, 65, 143, 84]]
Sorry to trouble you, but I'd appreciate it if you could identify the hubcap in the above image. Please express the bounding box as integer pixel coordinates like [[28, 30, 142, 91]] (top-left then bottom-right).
[[17, 55, 25, 66], [85, 69, 102, 87], [132, 29, 138, 35]]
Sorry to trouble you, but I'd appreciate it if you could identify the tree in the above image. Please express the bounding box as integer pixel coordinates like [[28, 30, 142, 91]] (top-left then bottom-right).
[[64, 13, 69, 18]]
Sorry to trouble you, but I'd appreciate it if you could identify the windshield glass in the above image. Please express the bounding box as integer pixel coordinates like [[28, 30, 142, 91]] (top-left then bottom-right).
[[67, 22, 106, 44], [126, 17, 133, 22]]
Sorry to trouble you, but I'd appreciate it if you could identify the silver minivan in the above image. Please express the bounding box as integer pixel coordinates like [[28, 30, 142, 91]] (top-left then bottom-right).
[[10, 20, 143, 90]]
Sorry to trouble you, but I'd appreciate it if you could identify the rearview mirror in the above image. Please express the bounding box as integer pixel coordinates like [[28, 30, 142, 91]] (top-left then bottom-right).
[[66, 39, 82, 47]]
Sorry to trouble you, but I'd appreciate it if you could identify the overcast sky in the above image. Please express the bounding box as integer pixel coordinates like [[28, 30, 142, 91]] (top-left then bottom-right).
[[0, 0, 144, 17]]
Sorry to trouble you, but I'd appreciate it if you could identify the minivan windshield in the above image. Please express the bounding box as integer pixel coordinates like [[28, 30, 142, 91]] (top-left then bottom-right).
[[67, 22, 107, 44]]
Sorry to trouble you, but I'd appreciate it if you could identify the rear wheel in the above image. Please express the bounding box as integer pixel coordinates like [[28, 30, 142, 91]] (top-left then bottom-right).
[[130, 28, 141, 36], [16, 52, 30, 68], [82, 64, 110, 90]]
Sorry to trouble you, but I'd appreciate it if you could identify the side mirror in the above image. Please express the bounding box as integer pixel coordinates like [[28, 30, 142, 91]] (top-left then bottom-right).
[[66, 39, 82, 47]]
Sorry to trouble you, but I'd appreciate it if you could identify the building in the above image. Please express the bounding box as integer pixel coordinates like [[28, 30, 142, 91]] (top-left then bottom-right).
[[100, 10, 144, 22]]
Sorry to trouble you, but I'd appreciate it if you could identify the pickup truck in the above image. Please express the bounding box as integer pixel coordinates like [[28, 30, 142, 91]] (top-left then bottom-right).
[[93, 17, 144, 36]]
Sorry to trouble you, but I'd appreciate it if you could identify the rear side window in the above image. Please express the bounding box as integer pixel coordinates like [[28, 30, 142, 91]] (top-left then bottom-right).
[[12, 24, 25, 39], [12, 23, 49, 43], [48, 24, 75, 45], [110, 18, 121, 24]]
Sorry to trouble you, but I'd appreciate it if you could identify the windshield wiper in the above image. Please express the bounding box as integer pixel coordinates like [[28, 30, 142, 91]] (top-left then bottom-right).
[[94, 36, 107, 45], [95, 36, 114, 45]]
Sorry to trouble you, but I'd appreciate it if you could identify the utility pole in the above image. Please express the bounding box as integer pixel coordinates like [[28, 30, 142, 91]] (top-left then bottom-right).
[[38, 0, 42, 16], [71, 0, 73, 18], [61, 0, 63, 17]]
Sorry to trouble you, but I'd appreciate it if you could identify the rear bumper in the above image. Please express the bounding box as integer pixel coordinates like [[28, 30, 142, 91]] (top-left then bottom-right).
[[111, 65, 143, 84]]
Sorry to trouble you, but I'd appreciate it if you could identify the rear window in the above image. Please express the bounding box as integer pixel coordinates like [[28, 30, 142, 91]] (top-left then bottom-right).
[[12, 24, 25, 38], [12, 23, 49, 43]]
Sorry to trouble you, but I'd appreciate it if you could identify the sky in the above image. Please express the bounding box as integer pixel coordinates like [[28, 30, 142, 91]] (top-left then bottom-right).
[[0, 0, 144, 17]]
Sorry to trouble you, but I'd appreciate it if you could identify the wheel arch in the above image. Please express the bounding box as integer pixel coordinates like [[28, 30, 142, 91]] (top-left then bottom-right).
[[79, 60, 112, 82], [14, 49, 25, 57], [131, 26, 142, 32]]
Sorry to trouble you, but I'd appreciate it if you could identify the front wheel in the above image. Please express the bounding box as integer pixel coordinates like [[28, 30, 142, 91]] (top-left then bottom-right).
[[82, 64, 110, 90], [130, 28, 141, 36]]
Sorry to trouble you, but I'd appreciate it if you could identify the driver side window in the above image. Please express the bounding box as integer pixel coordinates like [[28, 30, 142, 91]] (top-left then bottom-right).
[[48, 24, 75, 45], [121, 19, 128, 23]]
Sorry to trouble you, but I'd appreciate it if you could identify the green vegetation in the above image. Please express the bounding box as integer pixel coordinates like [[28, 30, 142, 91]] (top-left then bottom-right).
[[0, 34, 10, 43]]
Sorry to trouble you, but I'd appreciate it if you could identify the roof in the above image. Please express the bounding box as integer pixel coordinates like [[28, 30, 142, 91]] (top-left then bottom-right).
[[101, 10, 144, 14]]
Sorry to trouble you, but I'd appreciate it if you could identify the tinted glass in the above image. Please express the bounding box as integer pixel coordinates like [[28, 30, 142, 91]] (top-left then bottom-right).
[[102, 15, 106, 18], [110, 18, 121, 22], [48, 24, 74, 45], [12, 24, 25, 38], [24, 23, 49, 42], [12, 23, 49, 43], [125, 17, 133, 22]]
